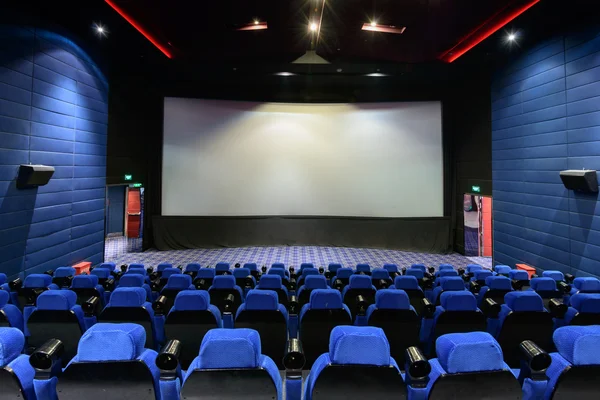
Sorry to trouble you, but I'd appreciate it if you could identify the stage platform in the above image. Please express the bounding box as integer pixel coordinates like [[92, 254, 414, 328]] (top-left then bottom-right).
[[105, 236, 492, 269]]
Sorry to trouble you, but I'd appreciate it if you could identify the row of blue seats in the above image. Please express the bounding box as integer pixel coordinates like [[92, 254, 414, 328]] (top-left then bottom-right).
[[1, 322, 599, 400]]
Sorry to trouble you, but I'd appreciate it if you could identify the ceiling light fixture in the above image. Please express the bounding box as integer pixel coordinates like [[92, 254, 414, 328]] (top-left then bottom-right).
[[275, 72, 295, 76], [371, 21, 377, 27], [361, 23, 406, 34], [93, 23, 107, 37], [254, 20, 259, 25], [507, 33, 517, 41], [310, 22, 318, 32]]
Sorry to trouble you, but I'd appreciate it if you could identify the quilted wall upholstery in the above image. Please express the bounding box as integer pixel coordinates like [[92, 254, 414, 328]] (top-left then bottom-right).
[[0, 25, 108, 279], [492, 26, 600, 278]]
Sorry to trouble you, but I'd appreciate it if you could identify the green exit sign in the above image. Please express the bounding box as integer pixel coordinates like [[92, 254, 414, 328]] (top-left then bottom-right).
[[132, 183, 142, 188], [124, 174, 133, 181], [471, 185, 481, 193]]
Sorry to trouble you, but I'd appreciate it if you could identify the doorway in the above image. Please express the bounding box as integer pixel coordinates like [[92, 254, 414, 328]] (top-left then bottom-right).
[[463, 194, 492, 258], [104, 184, 144, 261]]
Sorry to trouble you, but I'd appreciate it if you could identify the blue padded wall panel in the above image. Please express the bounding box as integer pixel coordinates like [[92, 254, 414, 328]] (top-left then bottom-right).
[[0, 25, 108, 279], [492, 27, 600, 277]]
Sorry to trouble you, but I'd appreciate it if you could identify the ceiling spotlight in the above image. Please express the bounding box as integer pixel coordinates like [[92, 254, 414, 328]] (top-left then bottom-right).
[[507, 33, 517, 42], [371, 21, 377, 27], [310, 22, 318, 32], [275, 72, 295, 76], [254, 20, 259, 25], [93, 23, 107, 37]]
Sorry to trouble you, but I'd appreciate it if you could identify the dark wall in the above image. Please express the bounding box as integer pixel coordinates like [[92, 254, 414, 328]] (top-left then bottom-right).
[[0, 25, 108, 279], [491, 26, 600, 277]]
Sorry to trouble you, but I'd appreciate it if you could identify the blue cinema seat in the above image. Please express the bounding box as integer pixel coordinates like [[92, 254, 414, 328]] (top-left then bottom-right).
[[118, 274, 153, 302], [215, 262, 232, 275], [466, 264, 483, 274], [569, 277, 600, 296], [183, 263, 202, 278], [69, 274, 106, 309], [304, 326, 405, 400], [383, 263, 400, 277], [471, 270, 494, 288], [342, 275, 376, 321], [26, 290, 86, 366], [193, 268, 215, 290], [543, 270, 564, 282], [327, 263, 343, 282], [494, 291, 554, 367], [54, 323, 165, 400], [0, 290, 23, 331], [268, 268, 291, 290], [52, 267, 76, 288], [544, 326, 600, 399], [530, 277, 564, 309], [424, 291, 486, 355], [233, 268, 256, 292], [509, 270, 531, 290], [494, 265, 512, 276], [438, 264, 454, 272], [243, 263, 260, 280], [300, 263, 316, 275], [412, 332, 521, 400], [299, 289, 352, 369], [331, 268, 353, 290], [411, 264, 427, 273], [164, 290, 221, 369], [235, 290, 289, 369], [477, 275, 513, 307], [182, 328, 282, 400], [158, 268, 182, 290], [367, 290, 420, 365], [355, 263, 371, 276], [208, 275, 244, 313], [256, 275, 289, 308], [17, 274, 59, 312], [562, 293, 600, 326], [435, 269, 458, 281], [297, 276, 329, 307], [394, 275, 426, 315], [98, 287, 159, 349], [371, 268, 393, 290], [0, 327, 35, 399], [159, 274, 194, 311], [431, 276, 466, 305], [297, 268, 319, 288], [157, 263, 173, 275]]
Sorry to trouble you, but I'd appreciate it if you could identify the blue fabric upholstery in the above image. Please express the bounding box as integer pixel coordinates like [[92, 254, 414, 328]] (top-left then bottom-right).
[[440, 291, 477, 311], [509, 270, 529, 281], [440, 277, 465, 291], [244, 290, 279, 311], [303, 276, 328, 289], [329, 326, 391, 365], [543, 271, 564, 282], [405, 269, 424, 279], [301, 268, 319, 278], [271, 263, 285, 270], [300, 263, 315, 273], [91, 268, 111, 279], [436, 332, 505, 373], [371, 268, 390, 280], [348, 275, 373, 289], [0, 327, 24, 366], [71, 275, 100, 289], [36, 290, 77, 310], [268, 269, 287, 280], [335, 268, 353, 279], [233, 268, 251, 279], [164, 274, 193, 290], [197, 268, 216, 279], [109, 287, 147, 307], [99, 262, 116, 271], [185, 263, 202, 273], [119, 274, 145, 287], [473, 270, 493, 282], [0, 292, 23, 331], [0, 274, 6, 285], [375, 289, 410, 309], [356, 264, 371, 274], [530, 277, 557, 291], [394, 275, 420, 290], [383, 264, 399, 274], [573, 277, 600, 293], [411, 264, 427, 272], [24, 274, 52, 288], [78, 323, 146, 361], [126, 268, 146, 276], [505, 291, 544, 312], [494, 265, 512, 275], [544, 352, 571, 400], [7, 354, 35, 400], [54, 267, 76, 278], [485, 276, 513, 290], [257, 275, 283, 290], [215, 262, 231, 273], [328, 263, 342, 273], [439, 264, 454, 271], [157, 263, 173, 272], [570, 293, 600, 313], [554, 325, 600, 365], [466, 265, 483, 274], [173, 290, 210, 311], [438, 270, 458, 278], [309, 289, 343, 309], [128, 263, 145, 269], [211, 275, 236, 289], [162, 268, 181, 280], [244, 263, 258, 271]]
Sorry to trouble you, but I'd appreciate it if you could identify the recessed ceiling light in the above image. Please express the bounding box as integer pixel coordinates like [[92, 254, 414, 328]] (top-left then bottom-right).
[[507, 33, 517, 41], [310, 22, 318, 32], [275, 72, 295, 76], [93, 23, 107, 37], [254, 20, 259, 25], [371, 21, 377, 27]]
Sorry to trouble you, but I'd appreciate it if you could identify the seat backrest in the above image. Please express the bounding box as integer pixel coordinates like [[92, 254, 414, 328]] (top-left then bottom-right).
[[531, 277, 562, 308], [428, 332, 520, 400], [161, 275, 193, 310], [0, 291, 22, 330], [394, 276, 425, 314], [58, 323, 160, 400], [235, 290, 288, 369], [494, 265, 512, 275], [184, 263, 201, 275], [547, 326, 600, 400], [437, 270, 458, 279], [543, 270, 564, 281], [411, 264, 426, 273], [182, 328, 282, 399], [157, 263, 172, 273], [371, 268, 392, 289], [53, 267, 76, 287], [165, 290, 221, 369], [367, 290, 420, 365], [433, 292, 486, 348], [128, 263, 145, 270], [98, 262, 116, 271], [508, 270, 529, 287], [208, 275, 243, 315], [480, 276, 513, 305], [466, 264, 482, 274], [334, 268, 354, 287], [161, 267, 181, 280], [573, 277, 600, 293], [99, 287, 155, 349], [215, 262, 231, 275], [70, 275, 104, 311], [342, 275, 376, 319], [28, 290, 84, 366], [298, 276, 329, 307], [194, 268, 216, 290], [439, 264, 454, 271], [567, 294, 600, 326], [433, 277, 466, 305], [233, 268, 255, 289], [305, 326, 406, 400], [383, 264, 399, 275], [356, 263, 371, 275], [300, 263, 315, 274], [496, 291, 553, 367], [472, 270, 493, 284], [256, 275, 289, 307], [0, 327, 35, 400], [328, 263, 342, 275], [405, 269, 425, 279], [299, 289, 352, 369]]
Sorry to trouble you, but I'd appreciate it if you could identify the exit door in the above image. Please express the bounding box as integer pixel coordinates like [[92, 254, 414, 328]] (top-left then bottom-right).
[[126, 188, 141, 238]]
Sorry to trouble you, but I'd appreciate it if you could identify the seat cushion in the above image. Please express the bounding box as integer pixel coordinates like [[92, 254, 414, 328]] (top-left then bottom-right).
[[375, 289, 410, 310], [78, 323, 146, 361], [329, 326, 390, 366], [37, 290, 77, 310], [554, 325, 600, 365], [437, 332, 505, 373], [0, 327, 25, 366], [505, 291, 544, 312], [174, 290, 210, 311], [197, 328, 260, 369]]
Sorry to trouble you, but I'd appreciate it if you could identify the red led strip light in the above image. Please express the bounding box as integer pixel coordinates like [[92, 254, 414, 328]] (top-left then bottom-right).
[[440, 0, 540, 63], [105, 0, 173, 58]]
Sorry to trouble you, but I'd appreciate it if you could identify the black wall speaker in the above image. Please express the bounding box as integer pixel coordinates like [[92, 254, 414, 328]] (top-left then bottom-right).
[[17, 164, 55, 189], [559, 170, 598, 193]]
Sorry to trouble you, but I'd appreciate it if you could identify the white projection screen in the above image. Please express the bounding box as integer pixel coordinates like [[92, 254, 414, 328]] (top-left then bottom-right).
[[162, 98, 443, 218]]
